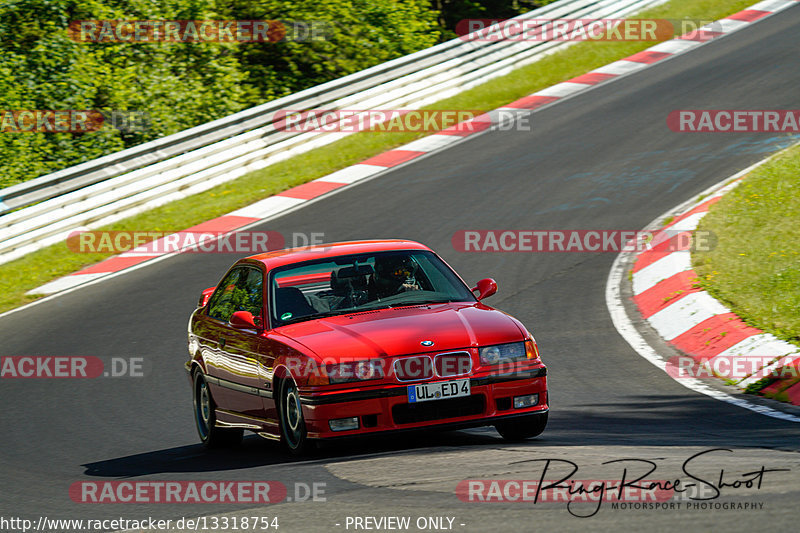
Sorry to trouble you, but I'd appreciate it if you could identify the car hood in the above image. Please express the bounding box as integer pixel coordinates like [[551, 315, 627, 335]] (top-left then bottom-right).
[[274, 302, 525, 359]]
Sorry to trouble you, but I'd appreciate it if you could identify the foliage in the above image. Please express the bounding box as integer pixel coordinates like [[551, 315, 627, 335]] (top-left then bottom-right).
[[694, 145, 800, 344], [0, 0, 440, 188]]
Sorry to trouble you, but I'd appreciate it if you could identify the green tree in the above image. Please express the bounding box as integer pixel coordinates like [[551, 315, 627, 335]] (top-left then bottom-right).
[[0, 0, 441, 188], [432, 0, 558, 39], [0, 0, 248, 188], [220, 0, 441, 104]]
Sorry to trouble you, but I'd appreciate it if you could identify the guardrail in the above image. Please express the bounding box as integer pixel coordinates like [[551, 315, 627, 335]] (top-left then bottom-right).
[[0, 0, 666, 265]]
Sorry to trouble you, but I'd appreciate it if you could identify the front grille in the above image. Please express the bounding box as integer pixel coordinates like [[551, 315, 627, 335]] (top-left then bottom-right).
[[435, 351, 472, 377], [392, 395, 485, 424], [393, 356, 434, 381]]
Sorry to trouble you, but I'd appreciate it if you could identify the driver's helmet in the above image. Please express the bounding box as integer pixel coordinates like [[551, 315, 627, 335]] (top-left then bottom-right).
[[373, 254, 415, 283]]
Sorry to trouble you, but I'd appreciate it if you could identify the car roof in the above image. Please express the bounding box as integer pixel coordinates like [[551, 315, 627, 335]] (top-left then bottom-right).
[[242, 239, 432, 270]]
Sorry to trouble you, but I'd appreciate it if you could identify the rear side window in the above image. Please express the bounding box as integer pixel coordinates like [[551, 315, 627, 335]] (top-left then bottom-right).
[[207, 266, 263, 322]]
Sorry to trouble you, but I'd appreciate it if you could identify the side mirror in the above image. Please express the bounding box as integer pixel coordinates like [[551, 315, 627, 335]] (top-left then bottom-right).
[[471, 278, 498, 300], [230, 310, 261, 329], [198, 287, 216, 307]]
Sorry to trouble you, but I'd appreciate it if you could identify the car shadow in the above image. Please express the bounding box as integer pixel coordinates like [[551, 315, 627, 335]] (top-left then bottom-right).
[[540, 394, 800, 449], [81, 429, 500, 477], [82, 394, 800, 477]]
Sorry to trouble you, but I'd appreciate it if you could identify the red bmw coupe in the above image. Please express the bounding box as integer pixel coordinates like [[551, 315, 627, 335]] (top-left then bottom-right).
[[186, 240, 548, 453]]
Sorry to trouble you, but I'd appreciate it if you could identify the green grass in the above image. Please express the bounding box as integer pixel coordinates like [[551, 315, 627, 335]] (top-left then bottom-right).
[[693, 144, 800, 346], [743, 376, 776, 395], [0, 0, 758, 314]]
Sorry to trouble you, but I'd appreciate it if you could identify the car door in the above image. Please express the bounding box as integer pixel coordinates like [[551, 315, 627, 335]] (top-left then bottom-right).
[[195, 265, 271, 418]]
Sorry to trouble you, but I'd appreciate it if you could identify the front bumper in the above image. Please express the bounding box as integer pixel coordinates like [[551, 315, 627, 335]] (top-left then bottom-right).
[[300, 367, 548, 439]]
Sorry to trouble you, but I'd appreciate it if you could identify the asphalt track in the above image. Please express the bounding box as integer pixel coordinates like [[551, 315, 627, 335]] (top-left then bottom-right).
[[2, 6, 800, 532]]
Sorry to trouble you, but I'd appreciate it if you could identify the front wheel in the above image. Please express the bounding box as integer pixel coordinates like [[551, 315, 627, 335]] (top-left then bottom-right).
[[193, 371, 243, 448], [495, 412, 548, 441], [279, 378, 310, 455]]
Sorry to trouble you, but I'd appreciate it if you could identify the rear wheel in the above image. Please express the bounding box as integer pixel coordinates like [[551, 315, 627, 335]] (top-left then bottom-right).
[[495, 412, 548, 441], [193, 371, 243, 448], [279, 378, 310, 455]]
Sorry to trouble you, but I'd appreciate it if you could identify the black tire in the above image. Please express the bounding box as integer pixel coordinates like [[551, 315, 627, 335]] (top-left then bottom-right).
[[193, 371, 243, 448], [495, 412, 548, 441], [279, 377, 310, 455]]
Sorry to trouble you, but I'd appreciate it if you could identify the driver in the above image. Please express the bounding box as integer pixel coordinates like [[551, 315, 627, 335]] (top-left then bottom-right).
[[370, 254, 420, 300]]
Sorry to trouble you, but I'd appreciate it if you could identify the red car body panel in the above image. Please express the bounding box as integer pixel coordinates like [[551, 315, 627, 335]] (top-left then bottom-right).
[[186, 240, 548, 444]]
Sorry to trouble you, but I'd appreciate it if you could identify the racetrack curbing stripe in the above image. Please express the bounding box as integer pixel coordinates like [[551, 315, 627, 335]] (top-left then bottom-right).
[[670, 313, 762, 360], [632, 270, 702, 319], [625, 50, 672, 63], [227, 196, 305, 218], [534, 81, 592, 97], [276, 180, 345, 200], [727, 9, 771, 20], [632, 252, 692, 295], [647, 291, 730, 342], [629, 174, 800, 402]]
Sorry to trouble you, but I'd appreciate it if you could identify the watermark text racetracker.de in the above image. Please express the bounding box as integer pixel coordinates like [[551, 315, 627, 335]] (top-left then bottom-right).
[[453, 229, 716, 253], [0, 356, 145, 379], [667, 355, 800, 380], [1, 110, 149, 133], [0, 482, 325, 531], [69, 480, 324, 503], [68, 20, 330, 43], [67, 230, 325, 254], [456, 18, 723, 42], [274, 109, 532, 133], [668, 110, 800, 132], [274, 355, 540, 383]]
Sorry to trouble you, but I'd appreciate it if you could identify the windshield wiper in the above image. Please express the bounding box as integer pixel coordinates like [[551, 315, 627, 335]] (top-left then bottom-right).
[[354, 298, 454, 312], [385, 297, 455, 307], [411, 298, 454, 305]]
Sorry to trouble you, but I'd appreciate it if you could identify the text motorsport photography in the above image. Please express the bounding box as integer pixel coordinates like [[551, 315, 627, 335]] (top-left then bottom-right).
[[457, 449, 784, 518]]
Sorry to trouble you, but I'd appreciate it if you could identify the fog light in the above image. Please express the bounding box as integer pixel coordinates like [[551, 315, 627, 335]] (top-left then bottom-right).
[[329, 417, 359, 432], [513, 394, 538, 409]]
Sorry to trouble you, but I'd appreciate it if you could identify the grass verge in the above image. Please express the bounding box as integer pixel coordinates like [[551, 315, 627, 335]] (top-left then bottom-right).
[[0, 0, 758, 314], [693, 143, 800, 346]]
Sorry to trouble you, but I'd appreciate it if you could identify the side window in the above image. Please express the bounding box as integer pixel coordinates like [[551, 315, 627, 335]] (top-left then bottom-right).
[[207, 267, 263, 322], [240, 268, 264, 317], [207, 269, 244, 322]]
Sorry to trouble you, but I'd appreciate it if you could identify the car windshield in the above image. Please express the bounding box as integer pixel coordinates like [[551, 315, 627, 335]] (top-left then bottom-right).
[[269, 250, 475, 326]]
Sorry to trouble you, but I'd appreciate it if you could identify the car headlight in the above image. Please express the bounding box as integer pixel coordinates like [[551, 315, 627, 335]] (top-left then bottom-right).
[[479, 340, 539, 365], [326, 360, 385, 384]]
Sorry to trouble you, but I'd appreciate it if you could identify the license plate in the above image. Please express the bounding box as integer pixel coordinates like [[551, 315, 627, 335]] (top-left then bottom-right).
[[407, 379, 470, 403]]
